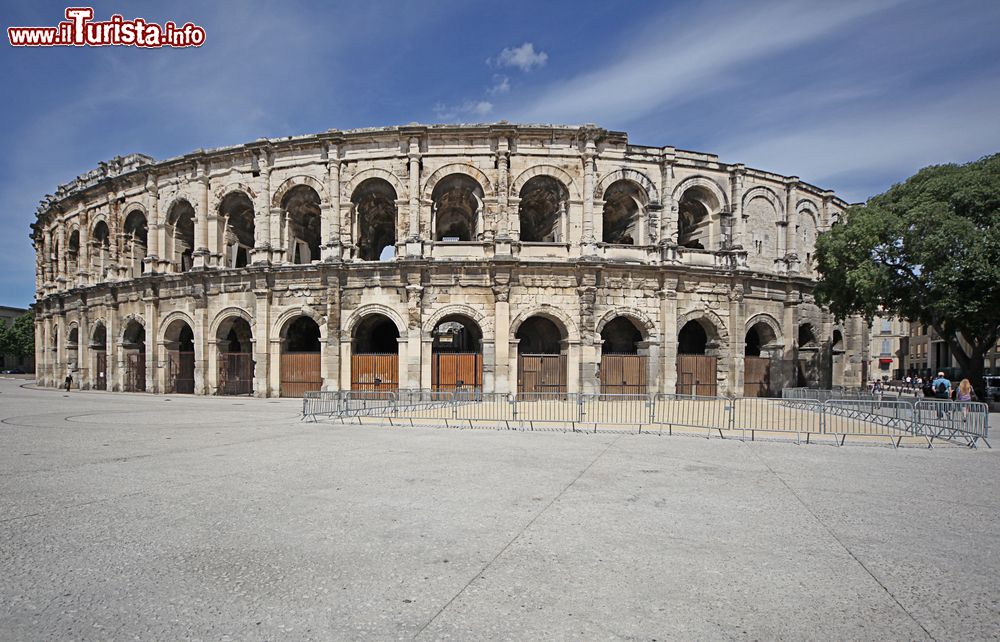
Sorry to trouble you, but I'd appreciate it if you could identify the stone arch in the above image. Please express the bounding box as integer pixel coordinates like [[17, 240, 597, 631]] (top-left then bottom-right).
[[212, 182, 257, 210], [273, 306, 326, 342], [744, 313, 782, 345], [163, 194, 197, 220], [344, 304, 408, 339], [595, 307, 657, 342], [509, 305, 579, 344], [122, 201, 148, 221], [119, 313, 146, 340], [347, 167, 406, 201], [422, 304, 491, 338], [741, 186, 784, 218], [159, 310, 197, 344], [209, 307, 254, 341], [676, 308, 729, 345], [271, 174, 326, 209], [511, 164, 581, 201], [351, 177, 399, 261], [422, 163, 493, 200], [672, 175, 730, 212], [595, 168, 659, 203], [90, 320, 108, 347]]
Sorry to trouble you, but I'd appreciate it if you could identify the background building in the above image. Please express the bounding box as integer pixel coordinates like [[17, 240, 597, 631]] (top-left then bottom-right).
[[0, 305, 34, 373]]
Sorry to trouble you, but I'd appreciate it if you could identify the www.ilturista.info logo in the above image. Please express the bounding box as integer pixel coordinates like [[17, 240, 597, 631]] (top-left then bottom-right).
[[8, 7, 205, 48]]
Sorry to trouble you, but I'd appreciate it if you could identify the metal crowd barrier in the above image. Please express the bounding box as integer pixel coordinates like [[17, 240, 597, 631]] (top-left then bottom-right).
[[302, 389, 991, 447]]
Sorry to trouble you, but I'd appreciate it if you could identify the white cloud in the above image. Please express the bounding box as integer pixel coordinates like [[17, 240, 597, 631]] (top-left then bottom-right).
[[712, 77, 1000, 202], [511, 0, 905, 125], [488, 74, 511, 95], [489, 42, 548, 72]]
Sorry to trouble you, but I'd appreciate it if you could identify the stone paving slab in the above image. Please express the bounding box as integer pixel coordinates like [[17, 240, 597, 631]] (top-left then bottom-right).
[[1, 379, 998, 640]]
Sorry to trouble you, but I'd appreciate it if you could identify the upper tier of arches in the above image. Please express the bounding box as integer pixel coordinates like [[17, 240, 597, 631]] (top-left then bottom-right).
[[32, 124, 844, 297]]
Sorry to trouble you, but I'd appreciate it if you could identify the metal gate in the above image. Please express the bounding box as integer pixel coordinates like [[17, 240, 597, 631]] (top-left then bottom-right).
[[124, 352, 146, 392], [167, 351, 195, 394], [219, 352, 254, 395], [432, 353, 482, 391], [676, 354, 717, 396], [600, 354, 647, 394], [95, 351, 107, 390], [743, 356, 771, 397], [280, 352, 322, 397], [351, 353, 398, 391], [518, 354, 567, 394]]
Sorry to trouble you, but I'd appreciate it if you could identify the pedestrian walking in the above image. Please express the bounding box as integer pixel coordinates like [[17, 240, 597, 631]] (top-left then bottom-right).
[[932, 371, 951, 418], [64, 373, 73, 392]]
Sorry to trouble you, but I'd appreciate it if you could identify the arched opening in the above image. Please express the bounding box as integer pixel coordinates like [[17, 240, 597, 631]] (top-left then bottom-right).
[[432, 174, 483, 242], [164, 319, 195, 394], [282, 185, 321, 264], [516, 316, 567, 394], [602, 180, 647, 245], [677, 319, 717, 396], [91, 323, 107, 390], [353, 178, 398, 261], [122, 319, 146, 392], [431, 315, 483, 391], [600, 316, 647, 394], [352, 314, 400, 391], [797, 322, 820, 387], [280, 315, 322, 397], [518, 176, 567, 243], [67, 230, 80, 278], [92, 221, 111, 279], [216, 316, 254, 395], [219, 191, 255, 268], [166, 201, 195, 272], [677, 186, 719, 250], [123, 210, 148, 278], [744, 322, 778, 397]]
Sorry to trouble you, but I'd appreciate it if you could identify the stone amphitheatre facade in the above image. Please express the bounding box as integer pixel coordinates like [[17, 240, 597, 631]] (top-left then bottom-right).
[[31, 123, 868, 398]]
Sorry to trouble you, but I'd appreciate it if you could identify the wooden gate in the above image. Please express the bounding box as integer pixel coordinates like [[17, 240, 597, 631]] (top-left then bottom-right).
[[432, 353, 482, 391], [743, 356, 771, 397], [219, 352, 254, 395], [518, 354, 567, 394], [280, 352, 322, 397], [167, 351, 195, 394], [676, 355, 717, 396], [124, 352, 146, 392], [351, 353, 398, 391], [95, 351, 107, 390], [600, 354, 647, 394]]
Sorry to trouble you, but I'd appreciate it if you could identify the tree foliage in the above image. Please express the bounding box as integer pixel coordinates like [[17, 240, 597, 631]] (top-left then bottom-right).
[[815, 153, 1000, 393], [0, 312, 34, 361]]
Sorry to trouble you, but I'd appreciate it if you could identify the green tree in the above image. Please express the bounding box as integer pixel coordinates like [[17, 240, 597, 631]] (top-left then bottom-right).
[[0, 312, 35, 363], [814, 153, 1000, 396]]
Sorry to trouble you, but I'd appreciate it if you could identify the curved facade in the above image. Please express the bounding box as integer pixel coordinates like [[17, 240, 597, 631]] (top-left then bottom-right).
[[31, 124, 867, 397]]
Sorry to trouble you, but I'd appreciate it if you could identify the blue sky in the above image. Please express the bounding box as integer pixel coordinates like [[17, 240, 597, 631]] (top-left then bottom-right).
[[1, 0, 999, 307]]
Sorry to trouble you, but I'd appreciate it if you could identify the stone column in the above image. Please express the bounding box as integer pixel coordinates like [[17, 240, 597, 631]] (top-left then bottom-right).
[[323, 146, 342, 261], [406, 136, 422, 257], [495, 139, 512, 254], [404, 282, 423, 389], [324, 283, 341, 390], [729, 283, 745, 397], [340, 335, 352, 390], [660, 148, 676, 246], [144, 297, 158, 393], [581, 138, 598, 254], [782, 287, 799, 390], [77, 211, 90, 285], [730, 164, 746, 250], [193, 172, 210, 269], [146, 175, 160, 272], [254, 287, 271, 397], [420, 337, 433, 390], [578, 275, 599, 395], [660, 280, 678, 394], [784, 177, 800, 274], [107, 310, 119, 392], [78, 311, 89, 389], [566, 339, 581, 394], [194, 304, 208, 395], [492, 273, 511, 394], [253, 151, 272, 265]]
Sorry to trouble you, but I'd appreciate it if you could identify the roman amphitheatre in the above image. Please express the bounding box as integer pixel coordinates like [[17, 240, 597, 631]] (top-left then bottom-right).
[[30, 123, 862, 398]]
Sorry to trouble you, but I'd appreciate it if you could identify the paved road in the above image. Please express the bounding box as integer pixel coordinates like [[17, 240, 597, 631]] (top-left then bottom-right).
[[2, 380, 998, 640]]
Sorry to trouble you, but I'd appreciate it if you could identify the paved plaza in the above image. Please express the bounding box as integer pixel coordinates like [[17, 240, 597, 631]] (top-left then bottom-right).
[[2, 378, 999, 640]]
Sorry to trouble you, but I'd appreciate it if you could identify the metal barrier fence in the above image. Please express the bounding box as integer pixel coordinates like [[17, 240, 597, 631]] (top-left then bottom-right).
[[303, 390, 991, 448]]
